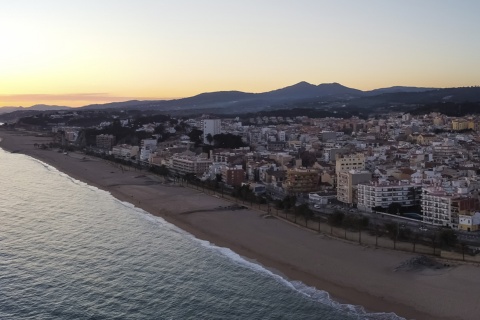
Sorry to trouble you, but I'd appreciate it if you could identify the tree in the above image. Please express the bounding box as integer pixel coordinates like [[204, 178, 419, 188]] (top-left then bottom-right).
[[282, 195, 296, 210], [297, 203, 313, 227], [188, 128, 203, 146], [212, 133, 246, 149], [384, 222, 399, 240], [328, 211, 345, 227], [439, 229, 457, 248], [206, 133, 213, 145], [274, 199, 284, 210], [300, 151, 317, 168]]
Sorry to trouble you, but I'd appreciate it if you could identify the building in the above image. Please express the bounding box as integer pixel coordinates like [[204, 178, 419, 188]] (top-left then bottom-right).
[[459, 212, 480, 232], [111, 144, 139, 159], [203, 119, 221, 144], [96, 134, 116, 150], [309, 191, 337, 205], [223, 167, 245, 187], [357, 181, 422, 212], [171, 154, 212, 176], [420, 187, 478, 228], [321, 131, 337, 142], [283, 168, 320, 195], [141, 139, 157, 149], [267, 141, 286, 151], [336, 170, 372, 205], [421, 188, 453, 227], [335, 153, 365, 173], [451, 119, 469, 131], [139, 139, 158, 162]]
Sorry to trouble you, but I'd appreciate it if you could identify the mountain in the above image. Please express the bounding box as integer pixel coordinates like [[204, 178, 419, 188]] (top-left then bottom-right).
[[78, 81, 366, 113], [345, 87, 480, 109], [366, 86, 435, 95], [3, 83, 480, 118], [261, 81, 363, 100], [29, 104, 71, 111], [0, 107, 23, 115], [0, 104, 71, 115]]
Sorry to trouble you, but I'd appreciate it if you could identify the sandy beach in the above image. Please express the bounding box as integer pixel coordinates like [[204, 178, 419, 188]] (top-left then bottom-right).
[[1, 130, 479, 320]]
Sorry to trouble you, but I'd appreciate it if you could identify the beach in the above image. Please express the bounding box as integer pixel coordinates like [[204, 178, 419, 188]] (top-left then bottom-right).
[[1, 130, 479, 320]]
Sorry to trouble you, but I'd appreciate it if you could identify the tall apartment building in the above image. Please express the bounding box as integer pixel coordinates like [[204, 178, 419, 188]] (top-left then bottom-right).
[[422, 187, 479, 228], [203, 119, 221, 144], [140, 138, 158, 162], [357, 181, 422, 212], [336, 170, 372, 204], [96, 134, 116, 150], [283, 168, 319, 195], [335, 153, 365, 173]]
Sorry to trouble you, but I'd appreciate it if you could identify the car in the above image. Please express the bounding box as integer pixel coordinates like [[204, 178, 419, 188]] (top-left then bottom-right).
[[314, 204, 321, 209], [419, 226, 428, 231]]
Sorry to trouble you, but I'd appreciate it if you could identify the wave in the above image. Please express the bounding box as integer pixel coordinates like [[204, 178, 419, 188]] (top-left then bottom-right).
[[11, 149, 405, 320], [104, 196, 405, 320], [195, 238, 405, 320]]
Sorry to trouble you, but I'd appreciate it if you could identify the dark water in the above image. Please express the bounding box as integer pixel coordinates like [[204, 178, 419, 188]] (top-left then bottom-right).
[[0, 149, 402, 319]]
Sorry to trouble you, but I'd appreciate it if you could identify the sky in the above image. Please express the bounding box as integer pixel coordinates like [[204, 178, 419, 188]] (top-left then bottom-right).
[[1, 0, 480, 107]]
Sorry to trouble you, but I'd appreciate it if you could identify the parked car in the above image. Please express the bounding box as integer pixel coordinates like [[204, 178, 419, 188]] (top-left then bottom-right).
[[419, 226, 428, 231]]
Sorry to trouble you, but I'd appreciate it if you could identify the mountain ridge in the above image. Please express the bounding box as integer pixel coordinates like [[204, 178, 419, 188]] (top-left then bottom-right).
[[2, 82, 479, 116]]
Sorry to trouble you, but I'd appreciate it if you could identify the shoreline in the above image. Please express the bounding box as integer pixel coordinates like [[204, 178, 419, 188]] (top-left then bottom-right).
[[1, 130, 478, 320]]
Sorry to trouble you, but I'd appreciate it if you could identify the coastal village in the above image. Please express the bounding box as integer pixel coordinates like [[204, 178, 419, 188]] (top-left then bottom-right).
[[14, 110, 480, 234]]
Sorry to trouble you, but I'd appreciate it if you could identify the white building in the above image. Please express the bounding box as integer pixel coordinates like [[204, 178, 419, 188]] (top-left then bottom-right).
[[203, 119, 221, 144], [111, 144, 139, 159], [139, 139, 158, 162], [171, 154, 213, 176], [421, 188, 453, 227], [357, 181, 422, 212]]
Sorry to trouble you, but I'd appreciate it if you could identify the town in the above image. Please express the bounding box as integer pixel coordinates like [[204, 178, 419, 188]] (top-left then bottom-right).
[[5, 109, 480, 252]]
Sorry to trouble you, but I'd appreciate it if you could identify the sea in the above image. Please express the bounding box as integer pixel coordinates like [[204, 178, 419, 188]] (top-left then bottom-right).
[[0, 148, 403, 320]]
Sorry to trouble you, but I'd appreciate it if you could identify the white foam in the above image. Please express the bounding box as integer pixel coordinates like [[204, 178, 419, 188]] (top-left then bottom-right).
[[195, 238, 405, 320], [19, 150, 404, 319]]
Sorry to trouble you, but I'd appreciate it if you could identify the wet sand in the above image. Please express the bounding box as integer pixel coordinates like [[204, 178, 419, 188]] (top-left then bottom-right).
[[1, 130, 479, 320]]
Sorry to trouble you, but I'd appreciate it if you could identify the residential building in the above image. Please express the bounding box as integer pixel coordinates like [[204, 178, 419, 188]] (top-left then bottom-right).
[[459, 213, 480, 232], [283, 168, 320, 195], [357, 181, 422, 212], [452, 119, 469, 131], [111, 144, 139, 159], [335, 153, 366, 173], [171, 154, 212, 176], [421, 188, 452, 226], [96, 134, 116, 150], [203, 119, 221, 144], [337, 170, 372, 204], [223, 167, 245, 187]]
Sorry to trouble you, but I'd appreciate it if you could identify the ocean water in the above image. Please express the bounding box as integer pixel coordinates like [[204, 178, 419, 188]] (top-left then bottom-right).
[[0, 149, 403, 320]]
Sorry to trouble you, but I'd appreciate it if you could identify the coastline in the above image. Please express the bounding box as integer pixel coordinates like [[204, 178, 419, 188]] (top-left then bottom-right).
[[1, 130, 478, 320]]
